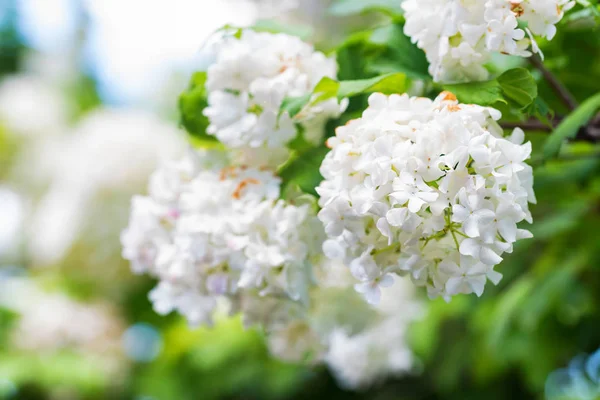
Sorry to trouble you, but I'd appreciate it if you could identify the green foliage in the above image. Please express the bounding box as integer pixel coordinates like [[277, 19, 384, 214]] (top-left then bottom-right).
[[0, 0, 24, 76], [562, 6, 600, 31], [178, 71, 219, 143], [333, 22, 429, 81], [528, 97, 554, 127], [0, 350, 118, 397], [281, 73, 407, 119], [497, 68, 539, 109], [444, 79, 506, 107], [132, 317, 311, 400], [443, 68, 538, 110], [328, 0, 404, 18], [337, 73, 408, 97], [543, 92, 600, 159], [0, 125, 18, 179], [281, 183, 319, 211], [366, 23, 430, 79], [278, 145, 330, 196]]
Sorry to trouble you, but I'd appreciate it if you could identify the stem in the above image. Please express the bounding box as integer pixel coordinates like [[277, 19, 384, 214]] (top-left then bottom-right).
[[529, 55, 578, 111], [452, 229, 469, 238], [450, 230, 460, 251], [371, 243, 399, 256], [501, 114, 600, 143], [500, 120, 555, 132]]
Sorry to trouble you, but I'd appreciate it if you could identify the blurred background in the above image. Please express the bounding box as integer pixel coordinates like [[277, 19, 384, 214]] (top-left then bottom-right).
[[1, 1, 600, 399]]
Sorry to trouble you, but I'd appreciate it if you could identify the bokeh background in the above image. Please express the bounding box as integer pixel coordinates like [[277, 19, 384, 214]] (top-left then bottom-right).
[[1, 1, 600, 399]]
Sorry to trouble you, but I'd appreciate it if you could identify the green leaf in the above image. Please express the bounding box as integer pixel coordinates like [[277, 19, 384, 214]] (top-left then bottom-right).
[[280, 73, 407, 120], [443, 68, 537, 109], [278, 146, 330, 195], [543, 92, 600, 159], [328, 0, 404, 17], [338, 73, 407, 97], [497, 68, 538, 109], [562, 7, 600, 31], [281, 183, 319, 211], [280, 94, 312, 119], [178, 72, 218, 142], [367, 24, 430, 80], [527, 97, 554, 128], [333, 22, 429, 82], [312, 77, 342, 103], [443, 79, 506, 107]]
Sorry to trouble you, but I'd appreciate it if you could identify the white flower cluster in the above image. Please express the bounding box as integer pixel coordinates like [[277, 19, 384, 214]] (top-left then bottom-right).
[[121, 149, 323, 326], [402, 0, 575, 82], [202, 29, 344, 153], [317, 92, 535, 303], [264, 262, 422, 389]]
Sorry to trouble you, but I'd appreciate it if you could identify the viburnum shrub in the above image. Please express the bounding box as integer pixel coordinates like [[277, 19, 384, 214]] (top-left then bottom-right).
[[122, 1, 600, 388]]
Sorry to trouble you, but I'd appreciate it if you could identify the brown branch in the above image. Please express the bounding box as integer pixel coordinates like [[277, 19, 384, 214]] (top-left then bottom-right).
[[501, 113, 600, 144], [529, 55, 578, 111], [500, 120, 555, 132]]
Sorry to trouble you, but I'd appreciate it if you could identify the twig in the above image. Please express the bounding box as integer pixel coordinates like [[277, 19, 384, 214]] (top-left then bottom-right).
[[502, 116, 600, 143], [500, 120, 555, 132], [529, 55, 578, 111]]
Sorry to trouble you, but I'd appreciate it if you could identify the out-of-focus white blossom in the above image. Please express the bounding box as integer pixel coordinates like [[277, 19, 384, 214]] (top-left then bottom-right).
[[402, 0, 576, 82], [201, 29, 345, 159], [28, 109, 186, 265], [264, 261, 422, 389], [317, 92, 535, 303], [0, 276, 124, 355], [0, 188, 25, 259], [121, 149, 324, 327], [0, 75, 70, 136]]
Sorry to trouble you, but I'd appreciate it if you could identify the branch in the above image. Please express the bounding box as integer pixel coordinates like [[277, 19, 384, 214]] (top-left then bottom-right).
[[501, 113, 600, 143], [529, 55, 578, 111], [500, 120, 555, 132]]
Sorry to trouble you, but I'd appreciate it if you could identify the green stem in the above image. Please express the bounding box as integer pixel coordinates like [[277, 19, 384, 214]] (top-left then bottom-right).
[[371, 243, 400, 256]]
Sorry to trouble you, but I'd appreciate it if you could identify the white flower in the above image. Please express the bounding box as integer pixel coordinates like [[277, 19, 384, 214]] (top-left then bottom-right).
[[0, 75, 69, 137], [439, 256, 500, 297], [402, 0, 574, 82], [451, 189, 495, 238], [354, 273, 394, 305], [201, 29, 345, 157], [486, 15, 525, 54], [27, 109, 186, 266], [317, 92, 535, 302], [121, 149, 323, 326], [320, 272, 421, 389], [259, 260, 422, 388], [149, 282, 217, 327], [0, 276, 124, 355]]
